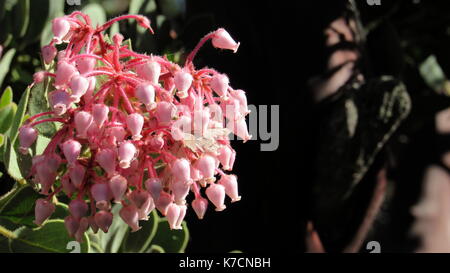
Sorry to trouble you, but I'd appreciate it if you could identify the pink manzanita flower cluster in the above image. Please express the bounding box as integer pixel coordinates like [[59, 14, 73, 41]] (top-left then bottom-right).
[[19, 11, 250, 242]]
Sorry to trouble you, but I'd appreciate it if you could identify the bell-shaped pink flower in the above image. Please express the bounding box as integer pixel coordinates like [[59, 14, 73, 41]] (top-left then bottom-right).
[[61, 174, 76, 197], [109, 174, 128, 202], [75, 217, 89, 243], [192, 197, 208, 219], [62, 139, 81, 166], [69, 75, 89, 102], [212, 28, 240, 53], [74, 111, 93, 138], [190, 166, 202, 181], [96, 148, 116, 177], [145, 177, 162, 201], [118, 141, 136, 169], [34, 199, 55, 226], [210, 74, 229, 98], [195, 155, 216, 182], [95, 211, 113, 233], [174, 70, 193, 99], [49, 89, 72, 115], [55, 61, 77, 86], [52, 18, 71, 44], [155, 101, 177, 126], [35, 154, 61, 195], [69, 198, 88, 220], [33, 71, 46, 84], [119, 205, 141, 232], [172, 179, 191, 205], [192, 110, 210, 136], [205, 183, 226, 211], [64, 215, 80, 238], [136, 61, 161, 85], [88, 215, 99, 233], [148, 133, 164, 150], [91, 183, 112, 207], [218, 174, 241, 202], [106, 126, 126, 145], [230, 89, 250, 115], [19, 126, 38, 154], [166, 203, 181, 230], [126, 113, 144, 140], [217, 145, 233, 170], [171, 158, 191, 184], [92, 104, 109, 128], [156, 191, 173, 216], [83, 77, 96, 103], [138, 195, 155, 220], [175, 204, 187, 230], [129, 189, 151, 210], [76, 57, 96, 74], [227, 117, 252, 142], [135, 83, 156, 110], [69, 163, 86, 189], [171, 115, 191, 141], [42, 45, 57, 65]]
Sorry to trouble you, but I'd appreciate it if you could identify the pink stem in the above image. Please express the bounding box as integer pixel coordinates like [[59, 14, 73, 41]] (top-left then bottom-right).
[[27, 111, 55, 122], [30, 118, 66, 127], [185, 32, 216, 65], [96, 14, 154, 34], [116, 84, 135, 114]]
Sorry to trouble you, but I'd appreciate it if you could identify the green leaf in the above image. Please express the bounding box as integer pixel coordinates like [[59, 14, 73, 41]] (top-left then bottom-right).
[[9, 220, 90, 253], [3, 136, 32, 182], [122, 210, 159, 253], [150, 218, 189, 253], [0, 103, 16, 134], [12, 0, 30, 38], [82, 3, 106, 28], [9, 84, 30, 144], [22, 0, 49, 44], [31, 134, 51, 156], [0, 185, 40, 227], [0, 86, 13, 108], [97, 203, 129, 253], [28, 81, 56, 138], [419, 55, 447, 93], [0, 48, 16, 88]]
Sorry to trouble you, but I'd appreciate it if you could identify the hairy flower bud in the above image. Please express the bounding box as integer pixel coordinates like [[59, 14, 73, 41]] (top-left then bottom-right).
[[145, 177, 162, 201], [119, 205, 141, 232], [155, 101, 177, 126], [210, 74, 229, 98], [205, 183, 226, 211], [109, 175, 128, 202], [174, 70, 193, 99], [74, 111, 93, 138], [42, 45, 57, 65], [52, 18, 71, 44], [135, 83, 156, 110], [172, 158, 191, 184], [95, 211, 113, 233], [136, 61, 160, 85], [70, 75, 89, 102], [92, 104, 109, 128], [62, 139, 81, 166], [49, 89, 72, 115], [126, 113, 144, 140], [118, 141, 137, 169], [218, 174, 241, 202], [55, 61, 77, 86], [195, 155, 216, 183], [91, 183, 112, 209], [76, 57, 96, 74], [192, 197, 208, 219], [96, 148, 116, 177], [166, 203, 180, 230], [69, 199, 88, 220]]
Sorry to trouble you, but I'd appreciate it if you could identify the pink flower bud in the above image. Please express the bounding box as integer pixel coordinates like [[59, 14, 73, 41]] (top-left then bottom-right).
[[33, 71, 46, 83], [155, 101, 177, 126], [230, 89, 250, 115], [34, 199, 55, 226], [172, 179, 191, 205], [166, 203, 181, 230], [96, 148, 116, 177], [69, 75, 89, 102], [91, 183, 112, 204], [95, 211, 113, 233], [35, 154, 61, 195], [171, 115, 191, 141], [83, 77, 96, 103], [49, 89, 72, 115], [118, 141, 136, 169], [109, 174, 128, 202], [210, 74, 229, 98], [129, 189, 151, 210], [192, 110, 210, 136], [212, 28, 240, 53], [218, 174, 241, 202], [174, 71, 193, 99], [106, 126, 126, 144], [74, 111, 93, 138], [88, 215, 99, 233], [92, 104, 109, 128], [69, 199, 88, 220], [217, 145, 233, 170], [171, 158, 191, 184], [145, 177, 162, 201], [135, 83, 156, 110], [205, 183, 226, 211], [64, 215, 79, 237], [75, 217, 89, 243], [19, 126, 38, 154], [126, 113, 144, 140], [52, 18, 71, 44], [61, 174, 76, 197], [76, 57, 96, 74], [175, 204, 187, 230], [136, 61, 161, 85], [55, 61, 77, 86], [190, 166, 202, 181], [119, 205, 141, 232], [192, 197, 208, 219], [62, 139, 81, 166], [41, 45, 57, 65], [228, 117, 252, 142], [156, 191, 173, 216], [69, 163, 86, 188], [195, 155, 216, 182], [148, 134, 164, 150]]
